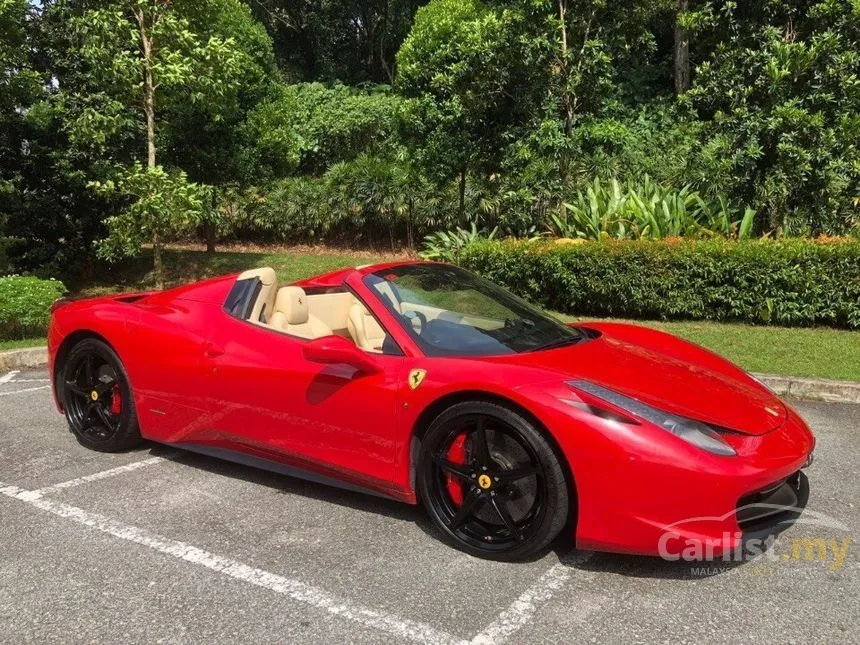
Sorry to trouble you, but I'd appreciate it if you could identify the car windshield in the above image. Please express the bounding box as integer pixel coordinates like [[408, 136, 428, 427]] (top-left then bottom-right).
[[363, 264, 585, 357]]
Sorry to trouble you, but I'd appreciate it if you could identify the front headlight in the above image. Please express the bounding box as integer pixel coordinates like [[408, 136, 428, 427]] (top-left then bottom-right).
[[566, 380, 736, 457]]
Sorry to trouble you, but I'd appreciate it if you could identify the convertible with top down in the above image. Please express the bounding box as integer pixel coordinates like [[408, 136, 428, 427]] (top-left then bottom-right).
[[48, 261, 815, 560]]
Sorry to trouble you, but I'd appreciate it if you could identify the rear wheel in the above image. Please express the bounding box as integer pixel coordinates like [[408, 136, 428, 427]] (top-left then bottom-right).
[[59, 338, 141, 452], [418, 401, 569, 561]]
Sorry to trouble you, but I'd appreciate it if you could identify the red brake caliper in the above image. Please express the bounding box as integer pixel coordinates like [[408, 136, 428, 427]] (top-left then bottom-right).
[[111, 384, 122, 415], [446, 434, 468, 506]]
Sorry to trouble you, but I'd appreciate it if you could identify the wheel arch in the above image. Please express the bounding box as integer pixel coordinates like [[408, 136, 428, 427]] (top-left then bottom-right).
[[53, 329, 119, 406], [409, 389, 578, 529]]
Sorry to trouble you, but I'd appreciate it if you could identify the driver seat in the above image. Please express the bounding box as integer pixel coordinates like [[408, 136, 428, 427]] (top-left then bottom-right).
[[347, 302, 386, 353]]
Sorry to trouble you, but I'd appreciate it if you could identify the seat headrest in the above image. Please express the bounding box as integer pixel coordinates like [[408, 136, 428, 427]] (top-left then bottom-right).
[[238, 267, 276, 286], [275, 287, 309, 325]]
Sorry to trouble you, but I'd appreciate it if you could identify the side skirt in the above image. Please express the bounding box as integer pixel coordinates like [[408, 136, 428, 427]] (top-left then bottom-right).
[[168, 442, 415, 504]]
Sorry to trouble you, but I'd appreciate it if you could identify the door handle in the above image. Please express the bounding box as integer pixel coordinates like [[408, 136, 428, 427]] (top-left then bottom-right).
[[203, 341, 225, 358]]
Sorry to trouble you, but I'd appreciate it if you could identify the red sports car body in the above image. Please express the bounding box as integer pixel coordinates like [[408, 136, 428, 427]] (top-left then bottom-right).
[[48, 261, 815, 560]]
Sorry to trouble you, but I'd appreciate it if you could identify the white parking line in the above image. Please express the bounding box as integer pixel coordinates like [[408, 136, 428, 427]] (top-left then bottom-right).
[[470, 552, 593, 644], [0, 480, 466, 645], [32, 456, 170, 496], [0, 385, 50, 396], [0, 370, 20, 383]]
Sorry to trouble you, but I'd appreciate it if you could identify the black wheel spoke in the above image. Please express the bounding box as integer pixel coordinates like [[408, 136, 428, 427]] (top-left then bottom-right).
[[84, 354, 95, 385], [83, 401, 96, 422], [490, 493, 523, 541], [434, 455, 473, 480], [65, 380, 90, 399], [94, 404, 115, 431], [449, 488, 484, 531], [472, 418, 491, 468], [496, 466, 539, 483]]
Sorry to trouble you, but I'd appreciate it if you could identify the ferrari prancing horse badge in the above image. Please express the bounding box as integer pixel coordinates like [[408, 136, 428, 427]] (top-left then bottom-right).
[[408, 369, 427, 390]]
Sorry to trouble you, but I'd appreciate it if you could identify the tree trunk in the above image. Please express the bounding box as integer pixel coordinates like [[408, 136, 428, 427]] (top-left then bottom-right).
[[206, 188, 217, 254], [406, 199, 415, 251], [674, 0, 690, 95], [458, 167, 467, 223], [152, 231, 163, 290], [138, 9, 163, 289], [558, 0, 573, 140]]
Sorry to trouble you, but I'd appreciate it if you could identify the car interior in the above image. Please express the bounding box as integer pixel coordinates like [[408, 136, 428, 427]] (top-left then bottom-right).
[[228, 267, 391, 354]]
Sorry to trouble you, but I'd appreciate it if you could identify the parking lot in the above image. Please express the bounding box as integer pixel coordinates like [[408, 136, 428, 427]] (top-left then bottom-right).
[[0, 367, 857, 644]]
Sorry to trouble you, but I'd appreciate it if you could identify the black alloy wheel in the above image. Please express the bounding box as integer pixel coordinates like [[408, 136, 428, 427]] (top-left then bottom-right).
[[418, 401, 569, 561], [60, 338, 141, 452]]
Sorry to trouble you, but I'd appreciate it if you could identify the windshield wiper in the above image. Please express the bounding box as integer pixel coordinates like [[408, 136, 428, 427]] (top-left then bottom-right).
[[531, 335, 583, 353]]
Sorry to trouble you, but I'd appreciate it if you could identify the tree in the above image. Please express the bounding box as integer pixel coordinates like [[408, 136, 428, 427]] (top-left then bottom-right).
[[249, 0, 426, 84], [0, 0, 43, 236], [241, 82, 404, 180], [674, 0, 690, 94], [685, 0, 860, 234], [397, 0, 531, 221], [163, 0, 277, 253], [66, 0, 246, 286]]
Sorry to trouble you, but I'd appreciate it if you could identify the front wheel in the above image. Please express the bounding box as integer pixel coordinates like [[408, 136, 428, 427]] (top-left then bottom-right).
[[417, 401, 569, 561], [59, 338, 141, 452]]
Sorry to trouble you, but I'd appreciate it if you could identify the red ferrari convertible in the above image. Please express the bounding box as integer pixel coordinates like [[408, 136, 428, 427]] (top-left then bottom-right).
[[48, 261, 814, 560]]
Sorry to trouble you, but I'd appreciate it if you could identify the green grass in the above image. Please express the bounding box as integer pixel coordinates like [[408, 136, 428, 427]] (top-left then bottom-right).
[[0, 337, 46, 351], [558, 315, 860, 382], [75, 246, 401, 296], [8, 246, 855, 382]]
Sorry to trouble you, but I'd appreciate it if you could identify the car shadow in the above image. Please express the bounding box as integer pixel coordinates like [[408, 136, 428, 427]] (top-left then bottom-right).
[[139, 442, 777, 579], [143, 442, 427, 525]]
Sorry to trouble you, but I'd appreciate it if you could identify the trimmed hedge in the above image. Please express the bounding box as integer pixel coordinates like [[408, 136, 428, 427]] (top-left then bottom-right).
[[459, 238, 860, 329], [0, 275, 66, 340]]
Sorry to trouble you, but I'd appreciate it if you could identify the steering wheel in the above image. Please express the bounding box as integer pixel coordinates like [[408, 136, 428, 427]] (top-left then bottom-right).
[[402, 310, 428, 336]]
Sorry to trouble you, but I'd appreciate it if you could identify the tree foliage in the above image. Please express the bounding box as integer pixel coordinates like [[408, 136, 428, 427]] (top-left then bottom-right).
[[1, 0, 858, 281]]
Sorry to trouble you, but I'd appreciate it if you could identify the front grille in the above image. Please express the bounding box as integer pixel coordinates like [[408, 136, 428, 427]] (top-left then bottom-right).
[[736, 472, 803, 533]]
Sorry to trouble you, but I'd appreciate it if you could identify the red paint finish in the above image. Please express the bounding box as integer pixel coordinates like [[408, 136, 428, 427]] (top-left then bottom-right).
[[48, 262, 815, 556]]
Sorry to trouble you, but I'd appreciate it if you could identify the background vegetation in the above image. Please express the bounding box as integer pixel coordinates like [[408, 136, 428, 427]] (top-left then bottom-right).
[[1, 0, 858, 345], [2, 1, 858, 276]]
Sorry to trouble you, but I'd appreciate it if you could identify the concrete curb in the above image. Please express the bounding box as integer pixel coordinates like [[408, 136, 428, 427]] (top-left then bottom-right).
[[753, 373, 860, 405], [0, 347, 49, 371], [0, 346, 857, 404]]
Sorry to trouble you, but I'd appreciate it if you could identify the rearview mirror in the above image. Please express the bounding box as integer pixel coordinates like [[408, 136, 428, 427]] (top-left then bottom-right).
[[302, 335, 382, 374]]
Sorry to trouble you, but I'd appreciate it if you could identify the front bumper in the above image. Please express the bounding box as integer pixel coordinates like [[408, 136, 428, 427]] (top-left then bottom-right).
[[557, 402, 815, 557]]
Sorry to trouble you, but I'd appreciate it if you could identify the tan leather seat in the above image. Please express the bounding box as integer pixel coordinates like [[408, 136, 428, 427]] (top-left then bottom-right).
[[270, 286, 332, 339], [237, 267, 278, 325], [347, 302, 387, 353]]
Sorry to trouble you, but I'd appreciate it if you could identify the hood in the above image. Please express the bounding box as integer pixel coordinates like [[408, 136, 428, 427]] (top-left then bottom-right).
[[494, 324, 786, 436]]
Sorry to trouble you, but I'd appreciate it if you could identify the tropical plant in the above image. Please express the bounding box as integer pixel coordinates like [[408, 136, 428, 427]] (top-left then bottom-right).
[[548, 176, 756, 241], [419, 222, 498, 262]]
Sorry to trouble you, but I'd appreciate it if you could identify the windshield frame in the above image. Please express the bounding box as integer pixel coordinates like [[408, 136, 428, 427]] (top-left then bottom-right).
[[362, 263, 585, 358]]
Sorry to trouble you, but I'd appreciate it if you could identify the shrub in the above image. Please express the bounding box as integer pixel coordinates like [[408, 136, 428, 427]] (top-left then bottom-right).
[[459, 238, 860, 328], [0, 275, 66, 339]]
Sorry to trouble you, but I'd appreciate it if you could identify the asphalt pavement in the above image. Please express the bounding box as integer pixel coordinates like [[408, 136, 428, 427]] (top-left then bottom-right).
[[0, 367, 857, 644]]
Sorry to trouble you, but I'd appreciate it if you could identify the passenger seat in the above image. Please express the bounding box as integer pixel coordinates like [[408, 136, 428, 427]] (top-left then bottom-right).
[[269, 287, 332, 339], [347, 302, 387, 353]]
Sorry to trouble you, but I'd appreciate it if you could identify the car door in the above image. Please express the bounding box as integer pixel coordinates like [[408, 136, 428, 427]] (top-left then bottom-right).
[[202, 311, 405, 495]]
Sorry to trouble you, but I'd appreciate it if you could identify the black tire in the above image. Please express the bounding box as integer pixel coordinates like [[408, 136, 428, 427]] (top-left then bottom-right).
[[59, 338, 141, 452], [417, 401, 569, 561]]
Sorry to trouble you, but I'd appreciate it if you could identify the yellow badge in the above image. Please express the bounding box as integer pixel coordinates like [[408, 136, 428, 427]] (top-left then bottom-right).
[[90, 391, 99, 401], [478, 474, 492, 490], [408, 369, 427, 390]]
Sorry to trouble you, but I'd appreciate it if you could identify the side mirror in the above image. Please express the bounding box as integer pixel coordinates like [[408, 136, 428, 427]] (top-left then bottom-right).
[[302, 335, 382, 374]]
